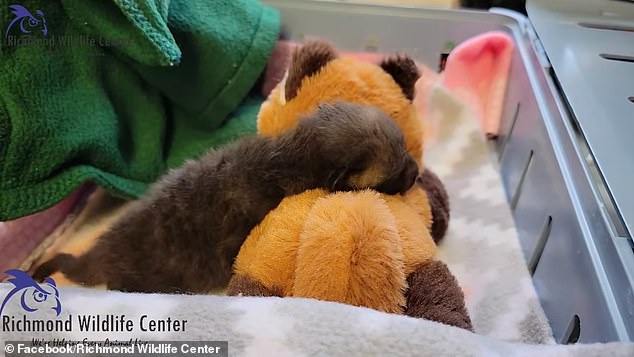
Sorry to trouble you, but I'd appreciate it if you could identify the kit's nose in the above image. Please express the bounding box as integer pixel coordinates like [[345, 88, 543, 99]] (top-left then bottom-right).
[[399, 158, 419, 195]]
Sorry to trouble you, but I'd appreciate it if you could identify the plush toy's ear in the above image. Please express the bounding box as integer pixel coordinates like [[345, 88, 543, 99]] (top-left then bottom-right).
[[285, 40, 338, 101], [380, 55, 420, 101]]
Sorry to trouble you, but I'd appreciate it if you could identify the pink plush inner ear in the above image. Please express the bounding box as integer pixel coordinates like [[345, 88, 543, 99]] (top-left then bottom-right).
[[441, 31, 514, 137]]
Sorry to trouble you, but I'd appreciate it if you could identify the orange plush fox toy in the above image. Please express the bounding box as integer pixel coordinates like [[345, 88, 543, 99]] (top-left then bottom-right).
[[227, 41, 472, 331]]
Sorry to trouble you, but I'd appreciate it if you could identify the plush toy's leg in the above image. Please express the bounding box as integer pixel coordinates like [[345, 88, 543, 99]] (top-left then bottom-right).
[[416, 169, 450, 243], [227, 274, 283, 297], [405, 260, 473, 331]]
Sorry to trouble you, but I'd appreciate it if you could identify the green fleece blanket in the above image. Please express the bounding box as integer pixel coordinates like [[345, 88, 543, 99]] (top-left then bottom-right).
[[0, 0, 280, 220]]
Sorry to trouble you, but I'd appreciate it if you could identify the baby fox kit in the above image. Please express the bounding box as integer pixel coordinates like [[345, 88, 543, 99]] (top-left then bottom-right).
[[34, 102, 419, 293]]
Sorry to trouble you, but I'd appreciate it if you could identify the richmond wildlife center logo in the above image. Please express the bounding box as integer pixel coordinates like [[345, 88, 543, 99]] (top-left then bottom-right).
[[0, 270, 61, 317], [4, 4, 48, 40]]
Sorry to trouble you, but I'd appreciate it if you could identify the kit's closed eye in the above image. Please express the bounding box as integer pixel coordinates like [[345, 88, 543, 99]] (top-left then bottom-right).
[[329, 157, 369, 191], [346, 158, 369, 176], [328, 167, 349, 191], [343, 164, 365, 179]]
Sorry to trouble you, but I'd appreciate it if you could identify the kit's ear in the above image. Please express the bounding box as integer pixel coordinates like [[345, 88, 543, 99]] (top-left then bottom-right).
[[380, 54, 420, 101], [285, 40, 338, 101]]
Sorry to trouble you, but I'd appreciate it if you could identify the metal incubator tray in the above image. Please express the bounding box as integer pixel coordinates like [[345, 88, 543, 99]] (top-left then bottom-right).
[[262, 0, 634, 344]]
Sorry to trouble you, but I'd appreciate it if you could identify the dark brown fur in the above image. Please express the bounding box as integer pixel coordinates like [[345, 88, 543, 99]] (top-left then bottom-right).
[[33, 102, 419, 293], [380, 55, 421, 101], [227, 274, 283, 297], [417, 169, 450, 242], [285, 40, 337, 101], [405, 260, 473, 331]]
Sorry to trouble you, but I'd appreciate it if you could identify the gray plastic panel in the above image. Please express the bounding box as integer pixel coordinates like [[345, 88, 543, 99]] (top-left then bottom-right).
[[527, 0, 634, 242], [496, 9, 634, 339], [505, 88, 619, 342], [508, 147, 548, 260], [264, 0, 633, 343], [496, 33, 628, 341], [525, 0, 634, 342], [499, 97, 545, 257], [497, 58, 536, 204], [533, 197, 618, 343]]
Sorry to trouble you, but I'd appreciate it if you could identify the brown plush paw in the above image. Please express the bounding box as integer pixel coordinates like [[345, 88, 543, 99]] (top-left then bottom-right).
[[227, 274, 284, 297], [416, 169, 450, 243], [405, 260, 473, 331]]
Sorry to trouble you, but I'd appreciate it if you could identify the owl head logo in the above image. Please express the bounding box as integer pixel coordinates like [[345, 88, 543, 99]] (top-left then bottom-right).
[[0, 270, 61, 317], [5, 4, 48, 40]]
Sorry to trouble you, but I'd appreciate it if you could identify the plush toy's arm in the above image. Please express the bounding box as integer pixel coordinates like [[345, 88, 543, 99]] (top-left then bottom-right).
[[404, 260, 473, 331]]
